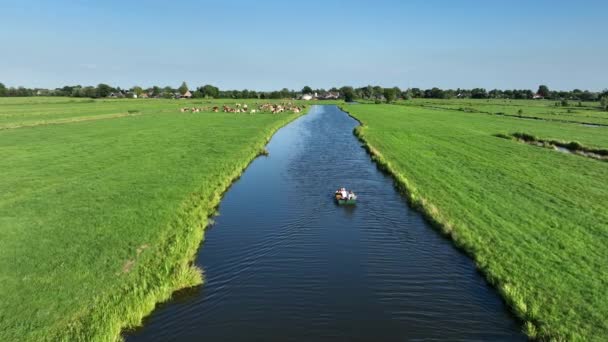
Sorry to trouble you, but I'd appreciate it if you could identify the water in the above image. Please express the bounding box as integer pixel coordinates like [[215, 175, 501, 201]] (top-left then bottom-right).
[[126, 106, 525, 341], [554, 145, 573, 154]]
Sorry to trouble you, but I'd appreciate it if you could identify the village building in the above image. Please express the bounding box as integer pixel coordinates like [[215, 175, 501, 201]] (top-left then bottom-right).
[[318, 92, 340, 100], [177, 90, 192, 99]]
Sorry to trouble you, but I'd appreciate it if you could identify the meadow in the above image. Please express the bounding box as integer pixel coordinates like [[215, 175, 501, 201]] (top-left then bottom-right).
[[0, 97, 305, 341], [399, 98, 608, 126], [343, 101, 608, 340]]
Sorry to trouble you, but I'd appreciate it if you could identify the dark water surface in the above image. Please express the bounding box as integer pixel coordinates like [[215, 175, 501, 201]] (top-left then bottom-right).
[[127, 106, 525, 341]]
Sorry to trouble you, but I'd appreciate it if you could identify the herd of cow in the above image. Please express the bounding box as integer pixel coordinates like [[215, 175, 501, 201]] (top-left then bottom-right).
[[179, 102, 306, 114]]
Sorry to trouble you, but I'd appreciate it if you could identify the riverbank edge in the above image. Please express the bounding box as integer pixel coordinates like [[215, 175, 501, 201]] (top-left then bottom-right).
[[52, 111, 307, 342], [339, 105, 546, 340]]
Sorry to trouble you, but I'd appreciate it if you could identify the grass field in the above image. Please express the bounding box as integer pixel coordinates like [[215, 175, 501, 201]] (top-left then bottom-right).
[[0, 97, 305, 341], [398, 98, 608, 126], [343, 102, 608, 340]]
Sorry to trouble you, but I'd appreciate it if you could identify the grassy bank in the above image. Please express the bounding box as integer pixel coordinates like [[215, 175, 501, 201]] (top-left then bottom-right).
[[342, 103, 608, 340], [0, 98, 305, 341]]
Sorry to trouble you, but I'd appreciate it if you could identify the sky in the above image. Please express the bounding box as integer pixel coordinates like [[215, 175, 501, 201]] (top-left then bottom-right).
[[1, 0, 607, 91]]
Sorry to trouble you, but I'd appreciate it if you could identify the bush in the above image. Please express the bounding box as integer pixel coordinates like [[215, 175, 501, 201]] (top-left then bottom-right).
[[561, 99, 569, 107], [513, 132, 536, 142], [601, 96, 608, 111]]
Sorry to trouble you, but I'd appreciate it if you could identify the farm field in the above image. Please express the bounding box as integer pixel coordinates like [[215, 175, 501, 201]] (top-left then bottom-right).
[[343, 103, 608, 340], [0, 97, 305, 341], [0, 97, 320, 129], [396, 98, 608, 126]]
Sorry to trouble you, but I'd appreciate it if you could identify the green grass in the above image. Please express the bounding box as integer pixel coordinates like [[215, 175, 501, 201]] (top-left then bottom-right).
[[343, 102, 608, 341], [0, 97, 305, 341], [396, 98, 608, 126], [0, 97, 318, 129]]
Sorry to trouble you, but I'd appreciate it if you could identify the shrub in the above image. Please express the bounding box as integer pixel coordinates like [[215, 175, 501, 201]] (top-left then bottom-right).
[[513, 132, 536, 142], [601, 96, 608, 111]]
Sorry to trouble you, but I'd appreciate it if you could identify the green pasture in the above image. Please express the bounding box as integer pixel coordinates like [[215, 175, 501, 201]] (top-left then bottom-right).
[[0, 97, 304, 341], [344, 103, 608, 341], [398, 98, 608, 126]]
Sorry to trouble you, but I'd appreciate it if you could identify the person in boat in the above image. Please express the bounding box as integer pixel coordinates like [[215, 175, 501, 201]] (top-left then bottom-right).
[[348, 191, 355, 200], [340, 188, 348, 199]]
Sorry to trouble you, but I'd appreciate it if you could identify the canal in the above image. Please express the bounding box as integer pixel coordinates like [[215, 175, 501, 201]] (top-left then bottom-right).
[[126, 105, 525, 341]]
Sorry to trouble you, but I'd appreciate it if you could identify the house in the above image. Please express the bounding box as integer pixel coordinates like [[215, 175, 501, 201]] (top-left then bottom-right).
[[533, 93, 544, 100], [139, 93, 149, 99], [181, 90, 192, 99], [318, 92, 340, 100], [301, 94, 313, 101]]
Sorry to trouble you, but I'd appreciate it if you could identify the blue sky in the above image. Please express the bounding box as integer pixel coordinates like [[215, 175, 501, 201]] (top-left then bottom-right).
[[1, 0, 606, 91]]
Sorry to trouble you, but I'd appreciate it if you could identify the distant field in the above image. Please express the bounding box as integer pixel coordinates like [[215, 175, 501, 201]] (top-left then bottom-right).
[[0, 97, 320, 129], [0, 97, 305, 341], [398, 98, 608, 126], [344, 103, 608, 340]]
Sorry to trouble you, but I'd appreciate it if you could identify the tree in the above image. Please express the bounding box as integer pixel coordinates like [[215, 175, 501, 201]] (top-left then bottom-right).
[[392, 87, 401, 99], [151, 86, 161, 97], [426, 87, 445, 99], [302, 86, 313, 94], [601, 96, 608, 111], [279, 88, 291, 99], [489, 89, 503, 98], [132, 86, 144, 96], [80, 86, 98, 98], [410, 88, 423, 98], [0, 82, 6, 96], [383, 88, 397, 103], [537, 85, 550, 98], [579, 90, 597, 102], [178, 81, 189, 95], [340, 86, 355, 102], [372, 86, 384, 98], [402, 89, 413, 100], [360, 85, 372, 99], [162, 86, 174, 98], [199, 84, 219, 98], [471, 88, 488, 99], [191, 89, 204, 98], [97, 84, 112, 97]]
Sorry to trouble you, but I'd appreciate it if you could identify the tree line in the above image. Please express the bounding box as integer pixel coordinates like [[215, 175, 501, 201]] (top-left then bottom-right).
[[0, 81, 606, 108]]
